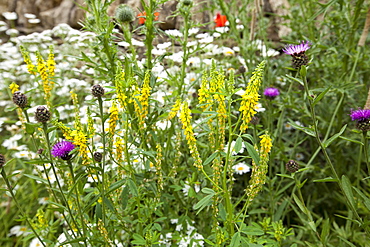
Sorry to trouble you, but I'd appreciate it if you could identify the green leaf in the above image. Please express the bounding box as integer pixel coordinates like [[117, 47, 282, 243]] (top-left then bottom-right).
[[240, 226, 264, 236], [128, 178, 138, 197], [320, 218, 330, 245], [300, 65, 307, 77], [24, 160, 52, 165], [203, 152, 219, 166], [230, 232, 241, 247], [120, 186, 129, 210], [244, 142, 260, 166], [204, 239, 216, 246], [341, 175, 355, 208], [323, 125, 347, 148], [289, 120, 315, 137], [201, 188, 215, 195], [293, 194, 308, 215], [285, 74, 304, 86], [193, 194, 213, 214], [277, 174, 294, 179], [23, 174, 48, 184], [313, 177, 338, 182], [312, 87, 331, 107], [308, 221, 317, 232], [25, 122, 36, 134], [218, 203, 227, 221], [131, 233, 146, 245], [339, 136, 363, 145], [352, 187, 370, 211], [234, 136, 243, 154], [108, 179, 126, 194]]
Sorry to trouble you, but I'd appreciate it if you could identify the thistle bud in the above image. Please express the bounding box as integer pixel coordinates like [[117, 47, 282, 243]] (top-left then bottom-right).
[[115, 4, 135, 23], [182, 0, 192, 6], [93, 152, 103, 162], [286, 160, 299, 173], [35, 106, 51, 123], [12, 91, 28, 108], [91, 84, 105, 98], [0, 154, 5, 167]]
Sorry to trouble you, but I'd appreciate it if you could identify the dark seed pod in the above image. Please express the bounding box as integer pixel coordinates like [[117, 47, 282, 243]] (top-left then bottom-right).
[[35, 106, 51, 123], [93, 152, 103, 162], [91, 85, 105, 97], [12, 91, 28, 108], [286, 160, 299, 173], [0, 154, 5, 167]]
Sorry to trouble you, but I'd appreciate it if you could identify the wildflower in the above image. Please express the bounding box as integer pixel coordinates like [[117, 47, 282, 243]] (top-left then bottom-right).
[[51, 140, 75, 160], [0, 154, 5, 167], [46, 45, 56, 77], [35, 106, 51, 123], [9, 82, 19, 94], [263, 87, 280, 99], [286, 160, 299, 173], [180, 102, 203, 170], [232, 163, 251, 175], [115, 4, 135, 23], [137, 11, 159, 25], [29, 237, 43, 247], [168, 99, 181, 120], [8, 225, 30, 237], [91, 84, 105, 97], [12, 91, 28, 108], [108, 101, 119, 135], [282, 41, 311, 68], [239, 61, 265, 131], [214, 13, 227, 27], [350, 108, 370, 131]]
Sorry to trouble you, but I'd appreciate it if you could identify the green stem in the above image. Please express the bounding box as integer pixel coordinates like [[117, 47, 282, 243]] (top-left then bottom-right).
[[1, 168, 46, 247], [301, 70, 370, 236], [42, 123, 86, 243], [97, 97, 106, 224], [362, 131, 370, 174]]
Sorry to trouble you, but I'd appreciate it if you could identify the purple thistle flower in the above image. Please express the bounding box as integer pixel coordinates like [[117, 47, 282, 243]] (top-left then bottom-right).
[[264, 87, 280, 99], [51, 140, 75, 160], [350, 109, 370, 121], [350, 108, 370, 131], [282, 41, 311, 55]]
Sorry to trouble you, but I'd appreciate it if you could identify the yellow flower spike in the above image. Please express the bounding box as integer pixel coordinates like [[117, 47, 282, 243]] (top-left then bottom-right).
[[167, 98, 181, 120], [239, 61, 265, 131], [20, 46, 37, 75], [133, 71, 151, 128], [246, 132, 272, 202], [108, 101, 119, 137], [47, 45, 56, 78], [9, 82, 19, 94], [114, 66, 128, 109], [180, 102, 202, 170]]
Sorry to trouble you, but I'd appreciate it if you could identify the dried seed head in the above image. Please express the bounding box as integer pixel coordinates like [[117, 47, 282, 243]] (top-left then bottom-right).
[[286, 160, 299, 173], [91, 85, 105, 97], [35, 106, 51, 123], [12, 91, 28, 108], [93, 152, 103, 162]]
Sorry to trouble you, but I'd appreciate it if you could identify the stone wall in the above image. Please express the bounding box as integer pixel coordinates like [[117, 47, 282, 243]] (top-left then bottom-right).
[[0, 0, 290, 40]]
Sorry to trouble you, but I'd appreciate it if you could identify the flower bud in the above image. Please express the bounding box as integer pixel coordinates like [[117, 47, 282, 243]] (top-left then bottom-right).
[[286, 160, 299, 173], [93, 152, 103, 162], [115, 4, 135, 23], [12, 91, 28, 108], [91, 84, 105, 97], [35, 106, 51, 123], [0, 154, 5, 167]]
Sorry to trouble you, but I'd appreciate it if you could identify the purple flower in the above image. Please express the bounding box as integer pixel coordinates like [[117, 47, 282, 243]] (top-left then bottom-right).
[[282, 41, 311, 55], [350, 109, 370, 121], [350, 108, 370, 131], [51, 140, 75, 160], [264, 87, 280, 99]]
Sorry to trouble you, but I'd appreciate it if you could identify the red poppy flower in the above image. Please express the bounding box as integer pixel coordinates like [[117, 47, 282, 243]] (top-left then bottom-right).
[[137, 11, 160, 25], [214, 13, 227, 27]]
